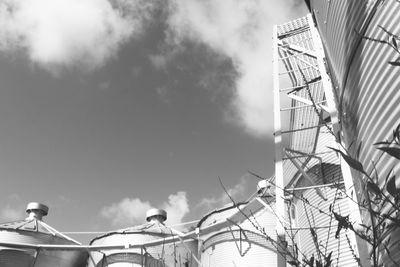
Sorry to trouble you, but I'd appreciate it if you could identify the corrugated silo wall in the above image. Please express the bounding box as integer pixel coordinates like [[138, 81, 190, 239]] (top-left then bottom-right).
[[89, 233, 197, 267], [309, 1, 400, 265], [200, 205, 278, 267], [309, 0, 400, 187], [291, 129, 359, 267]]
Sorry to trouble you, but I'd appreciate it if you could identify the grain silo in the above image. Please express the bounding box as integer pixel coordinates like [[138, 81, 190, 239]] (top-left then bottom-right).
[[198, 182, 279, 267], [0, 202, 88, 267], [88, 208, 198, 267], [302, 1, 400, 265]]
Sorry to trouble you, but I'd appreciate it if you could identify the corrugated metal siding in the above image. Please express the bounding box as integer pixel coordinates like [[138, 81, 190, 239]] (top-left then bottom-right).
[[286, 112, 358, 266], [201, 230, 277, 267], [89, 232, 197, 267], [199, 203, 278, 266], [309, 0, 400, 265], [288, 126, 358, 266], [344, 1, 400, 178], [310, 0, 400, 181], [310, 0, 369, 91], [293, 184, 358, 265]]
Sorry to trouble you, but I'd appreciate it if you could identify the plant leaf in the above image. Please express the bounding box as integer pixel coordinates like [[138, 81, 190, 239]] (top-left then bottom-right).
[[389, 61, 400, 66], [328, 147, 366, 174], [386, 175, 398, 198], [376, 146, 400, 160], [392, 36, 398, 49], [374, 141, 391, 146], [384, 167, 394, 183], [367, 181, 381, 196], [394, 123, 400, 143], [324, 251, 332, 267], [288, 260, 299, 266], [357, 141, 362, 159]]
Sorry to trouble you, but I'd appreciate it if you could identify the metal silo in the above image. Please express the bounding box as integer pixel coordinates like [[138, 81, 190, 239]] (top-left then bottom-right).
[[307, 0, 400, 264], [310, 0, 400, 191], [88, 209, 198, 267], [198, 185, 279, 267], [288, 132, 358, 266], [0, 202, 88, 267]]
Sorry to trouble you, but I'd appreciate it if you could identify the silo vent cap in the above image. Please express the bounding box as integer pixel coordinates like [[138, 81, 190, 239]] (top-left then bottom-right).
[[26, 202, 49, 220], [257, 180, 272, 196], [146, 209, 167, 223]]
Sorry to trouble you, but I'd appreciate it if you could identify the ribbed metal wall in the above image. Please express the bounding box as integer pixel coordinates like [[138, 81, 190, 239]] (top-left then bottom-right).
[[309, 0, 400, 265], [89, 226, 197, 267], [310, 0, 369, 89], [290, 127, 358, 267], [201, 231, 276, 267], [199, 201, 278, 267], [310, 0, 400, 180]]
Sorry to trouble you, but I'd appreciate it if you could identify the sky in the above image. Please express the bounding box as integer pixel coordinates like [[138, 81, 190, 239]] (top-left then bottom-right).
[[0, 0, 307, 243]]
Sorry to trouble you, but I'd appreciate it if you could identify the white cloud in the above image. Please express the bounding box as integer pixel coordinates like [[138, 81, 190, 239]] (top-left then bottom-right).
[[0, 0, 158, 73], [0, 0, 306, 137], [149, 54, 168, 71], [165, 0, 305, 136], [100, 197, 152, 227], [155, 86, 171, 104], [100, 191, 189, 229], [0, 194, 25, 221], [99, 80, 112, 91], [197, 176, 249, 210], [162, 191, 189, 228], [0, 205, 24, 221]]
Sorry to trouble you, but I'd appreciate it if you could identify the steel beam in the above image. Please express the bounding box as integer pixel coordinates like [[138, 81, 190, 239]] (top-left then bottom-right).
[[273, 25, 287, 267]]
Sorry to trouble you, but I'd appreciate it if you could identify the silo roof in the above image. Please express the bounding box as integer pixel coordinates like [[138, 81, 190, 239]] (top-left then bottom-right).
[[90, 220, 175, 244], [119, 221, 174, 235], [0, 218, 79, 243]]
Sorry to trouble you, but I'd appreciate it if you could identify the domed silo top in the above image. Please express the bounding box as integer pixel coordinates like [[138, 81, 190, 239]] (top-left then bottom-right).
[[90, 209, 172, 244], [0, 202, 79, 243]]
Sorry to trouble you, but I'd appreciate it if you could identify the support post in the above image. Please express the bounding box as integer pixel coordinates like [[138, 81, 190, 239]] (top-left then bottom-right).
[[273, 25, 287, 267]]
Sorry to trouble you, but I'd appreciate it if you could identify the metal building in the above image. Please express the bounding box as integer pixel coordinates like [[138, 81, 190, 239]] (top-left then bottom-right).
[[88, 209, 198, 267], [272, 15, 361, 266], [198, 182, 279, 267], [305, 1, 400, 265], [306, 0, 400, 194], [0, 202, 88, 267]]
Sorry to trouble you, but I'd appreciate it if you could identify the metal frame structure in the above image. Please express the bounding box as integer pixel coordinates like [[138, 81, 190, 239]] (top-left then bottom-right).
[[273, 14, 364, 266]]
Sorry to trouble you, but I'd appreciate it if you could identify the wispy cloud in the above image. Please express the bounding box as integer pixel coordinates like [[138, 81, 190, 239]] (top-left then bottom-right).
[[165, 0, 306, 136], [0, 0, 158, 73], [0, 194, 25, 221], [197, 175, 251, 210], [0, 0, 305, 136], [100, 191, 189, 229], [155, 86, 171, 104], [162, 191, 189, 228], [149, 54, 168, 71], [0, 205, 24, 221]]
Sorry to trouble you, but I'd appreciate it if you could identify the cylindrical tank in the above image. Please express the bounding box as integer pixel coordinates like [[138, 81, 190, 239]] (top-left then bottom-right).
[[0, 202, 88, 267], [88, 208, 198, 267], [198, 196, 278, 267]]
